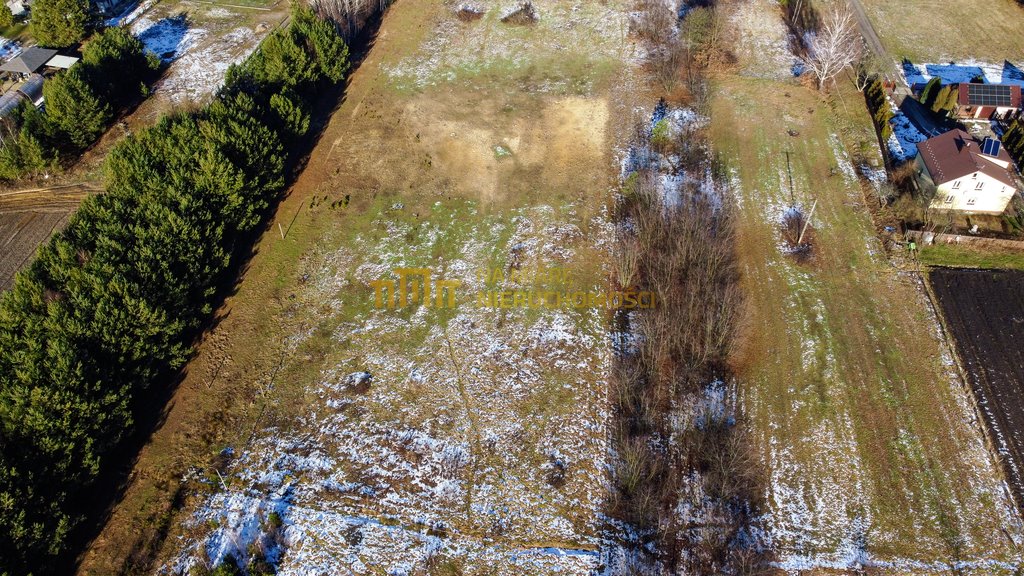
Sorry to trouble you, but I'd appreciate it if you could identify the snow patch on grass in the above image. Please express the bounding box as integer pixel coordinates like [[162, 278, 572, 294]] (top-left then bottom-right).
[[154, 27, 258, 104], [132, 15, 199, 60], [902, 59, 1024, 88], [105, 0, 152, 27], [887, 98, 927, 163], [729, 0, 795, 80], [166, 202, 613, 574]]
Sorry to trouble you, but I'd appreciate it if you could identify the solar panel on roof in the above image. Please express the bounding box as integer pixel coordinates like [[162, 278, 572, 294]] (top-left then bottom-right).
[[982, 137, 1002, 157], [967, 83, 1014, 107]]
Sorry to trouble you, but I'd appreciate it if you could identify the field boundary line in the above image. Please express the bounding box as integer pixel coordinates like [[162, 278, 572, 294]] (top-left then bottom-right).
[[906, 229, 1024, 251], [189, 0, 280, 11], [0, 183, 103, 198]]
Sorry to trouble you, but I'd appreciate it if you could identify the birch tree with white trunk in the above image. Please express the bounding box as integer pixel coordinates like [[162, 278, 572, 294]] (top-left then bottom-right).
[[801, 6, 863, 91]]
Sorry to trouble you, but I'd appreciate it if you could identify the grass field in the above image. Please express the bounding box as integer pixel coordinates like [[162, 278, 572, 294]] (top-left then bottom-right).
[[711, 0, 1024, 568], [858, 0, 1024, 61], [78, 1, 641, 574], [74, 0, 1024, 573], [919, 243, 1024, 271]]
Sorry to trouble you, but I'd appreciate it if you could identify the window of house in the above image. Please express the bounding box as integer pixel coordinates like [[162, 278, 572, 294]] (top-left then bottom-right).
[[945, 195, 954, 203], [952, 180, 960, 189], [975, 181, 984, 190], [967, 198, 977, 205]]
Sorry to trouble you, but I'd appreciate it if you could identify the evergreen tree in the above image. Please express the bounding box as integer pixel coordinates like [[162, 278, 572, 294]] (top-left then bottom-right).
[[919, 76, 941, 109], [81, 27, 159, 106], [29, 0, 90, 48], [42, 67, 111, 150], [0, 4, 15, 28], [0, 9, 351, 571]]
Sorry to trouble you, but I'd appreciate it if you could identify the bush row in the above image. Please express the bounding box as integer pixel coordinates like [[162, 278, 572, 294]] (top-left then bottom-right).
[[864, 76, 894, 143], [0, 7, 349, 573], [1002, 118, 1024, 170]]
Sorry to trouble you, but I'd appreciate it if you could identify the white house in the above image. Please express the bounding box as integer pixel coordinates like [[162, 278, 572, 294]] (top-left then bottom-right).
[[916, 129, 1019, 215]]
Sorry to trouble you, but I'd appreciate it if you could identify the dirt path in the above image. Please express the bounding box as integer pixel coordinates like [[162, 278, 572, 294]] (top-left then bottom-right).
[[848, 0, 913, 101], [848, 0, 887, 64]]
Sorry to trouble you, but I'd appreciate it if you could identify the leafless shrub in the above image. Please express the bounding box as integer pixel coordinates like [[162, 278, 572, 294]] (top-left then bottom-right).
[[307, 0, 394, 40], [630, 0, 675, 44], [607, 102, 772, 573], [614, 237, 640, 291], [781, 207, 816, 262], [455, 3, 484, 21], [651, 39, 689, 92], [781, 0, 819, 56], [500, 1, 537, 25], [543, 454, 568, 488]]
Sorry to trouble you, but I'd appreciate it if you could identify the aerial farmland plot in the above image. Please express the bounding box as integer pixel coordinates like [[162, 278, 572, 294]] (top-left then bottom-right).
[[16, 0, 1024, 573], [855, 0, 1024, 62], [0, 187, 90, 291], [709, 0, 1024, 571], [79, 1, 643, 574]]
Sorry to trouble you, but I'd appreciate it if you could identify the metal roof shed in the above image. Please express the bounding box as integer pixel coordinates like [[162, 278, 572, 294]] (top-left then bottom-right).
[[16, 73, 44, 105], [45, 55, 79, 69], [0, 91, 27, 119]]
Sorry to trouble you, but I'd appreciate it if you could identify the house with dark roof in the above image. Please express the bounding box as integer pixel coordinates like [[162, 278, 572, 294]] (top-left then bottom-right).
[[915, 129, 1019, 214], [0, 47, 58, 77], [956, 83, 1022, 120]]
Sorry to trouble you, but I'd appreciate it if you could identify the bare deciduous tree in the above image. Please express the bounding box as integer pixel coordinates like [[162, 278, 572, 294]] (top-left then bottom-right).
[[307, 0, 393, 40], [801, 6, 863, 91], [852, 49, 887, 92]]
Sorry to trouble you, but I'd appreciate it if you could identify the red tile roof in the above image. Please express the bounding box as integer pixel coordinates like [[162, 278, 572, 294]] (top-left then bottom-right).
[[917, 129, 1017, 188]]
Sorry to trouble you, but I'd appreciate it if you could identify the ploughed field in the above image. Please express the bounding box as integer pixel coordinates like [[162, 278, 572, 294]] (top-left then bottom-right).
[[0, 187, 90, 291], [930, 268, 1024, 508]]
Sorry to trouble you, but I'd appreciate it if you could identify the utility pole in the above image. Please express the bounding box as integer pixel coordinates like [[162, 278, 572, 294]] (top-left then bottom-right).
[[786, 150, 795, 205], [798, 198, 819, 244]]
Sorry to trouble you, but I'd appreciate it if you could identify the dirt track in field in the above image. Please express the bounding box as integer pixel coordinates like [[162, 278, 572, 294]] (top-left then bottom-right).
[[0, 186, 96, 291], [930, 268, 1024, 508]]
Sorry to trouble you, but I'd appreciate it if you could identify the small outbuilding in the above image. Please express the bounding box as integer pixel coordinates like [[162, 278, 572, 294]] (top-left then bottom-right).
[[0, 90, 26, 120], [0, 47, 58, 76], [44, 54, 79, 70], [956, 83, 1023, 120], [16, 73, 44, 105]]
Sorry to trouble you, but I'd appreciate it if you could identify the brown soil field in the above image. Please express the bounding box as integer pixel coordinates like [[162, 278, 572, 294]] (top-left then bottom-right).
[[0, 186, 94, 290], [930, 268, 1024, 509]]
